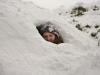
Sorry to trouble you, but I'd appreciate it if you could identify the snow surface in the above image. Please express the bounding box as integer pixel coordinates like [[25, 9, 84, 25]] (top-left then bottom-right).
[[54, 0, 100, 43], [0, 0, 100, 75]]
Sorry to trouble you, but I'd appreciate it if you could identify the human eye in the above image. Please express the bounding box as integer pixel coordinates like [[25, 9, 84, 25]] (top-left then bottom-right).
[[43, 36, 47, 38], [49, 34, 53, 37]]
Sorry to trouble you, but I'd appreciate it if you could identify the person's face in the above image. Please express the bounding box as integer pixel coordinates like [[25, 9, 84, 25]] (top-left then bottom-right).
[[43, 32, 55, 43]]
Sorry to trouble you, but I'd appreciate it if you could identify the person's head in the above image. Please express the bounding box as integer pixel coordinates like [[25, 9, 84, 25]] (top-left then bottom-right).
[[40, 23, 63, 44]]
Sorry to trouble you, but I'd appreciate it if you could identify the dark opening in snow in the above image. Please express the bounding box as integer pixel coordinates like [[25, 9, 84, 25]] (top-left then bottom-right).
[[36, 22, 63, 44]]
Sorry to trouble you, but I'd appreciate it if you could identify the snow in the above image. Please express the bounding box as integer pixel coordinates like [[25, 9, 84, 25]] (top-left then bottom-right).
[[0, 0, 100, 75]]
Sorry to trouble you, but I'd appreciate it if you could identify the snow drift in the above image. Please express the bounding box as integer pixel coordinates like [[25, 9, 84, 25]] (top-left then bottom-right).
[[0, 0, 100, 75]]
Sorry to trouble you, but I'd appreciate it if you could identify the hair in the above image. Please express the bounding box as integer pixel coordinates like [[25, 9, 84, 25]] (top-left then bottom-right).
[[54, 35, 63, 44]]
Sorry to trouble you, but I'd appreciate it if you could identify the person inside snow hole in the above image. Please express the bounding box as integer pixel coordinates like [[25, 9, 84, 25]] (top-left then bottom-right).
[[37, 22, 63, 44]]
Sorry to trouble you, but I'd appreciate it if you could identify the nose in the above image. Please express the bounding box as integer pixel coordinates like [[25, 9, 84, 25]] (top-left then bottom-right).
[[47, 37, 50, 41], [47, 37, 51, 41]]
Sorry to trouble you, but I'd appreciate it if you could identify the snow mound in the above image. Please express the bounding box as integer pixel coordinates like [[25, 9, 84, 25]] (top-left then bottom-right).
[[0, 0, 100, 75], [54, 0, 100, 45]]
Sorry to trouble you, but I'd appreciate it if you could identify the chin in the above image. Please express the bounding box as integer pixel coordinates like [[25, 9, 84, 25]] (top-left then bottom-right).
[[50, 41, 54, 43]]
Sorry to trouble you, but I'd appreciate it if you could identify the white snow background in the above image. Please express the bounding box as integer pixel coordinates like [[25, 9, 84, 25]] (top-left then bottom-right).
[[0, 0, 100, 75]]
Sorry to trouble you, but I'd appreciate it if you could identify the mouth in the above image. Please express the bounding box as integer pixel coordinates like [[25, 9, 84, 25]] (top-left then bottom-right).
[[50, 40, 54, 43]]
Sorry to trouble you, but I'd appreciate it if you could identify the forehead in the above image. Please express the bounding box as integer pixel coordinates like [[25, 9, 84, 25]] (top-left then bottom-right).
[[43, 32, 55, 36]]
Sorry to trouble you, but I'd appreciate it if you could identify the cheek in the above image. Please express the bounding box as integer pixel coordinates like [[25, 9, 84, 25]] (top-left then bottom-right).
[[51, 37, 55, 42]]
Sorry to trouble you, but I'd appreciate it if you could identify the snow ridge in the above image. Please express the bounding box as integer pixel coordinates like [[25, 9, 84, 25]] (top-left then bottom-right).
[[0, 0, 100, 75]]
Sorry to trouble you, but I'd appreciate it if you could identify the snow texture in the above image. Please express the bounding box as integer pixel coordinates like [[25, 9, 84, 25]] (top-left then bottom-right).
[[0, 0, 100, 75]]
